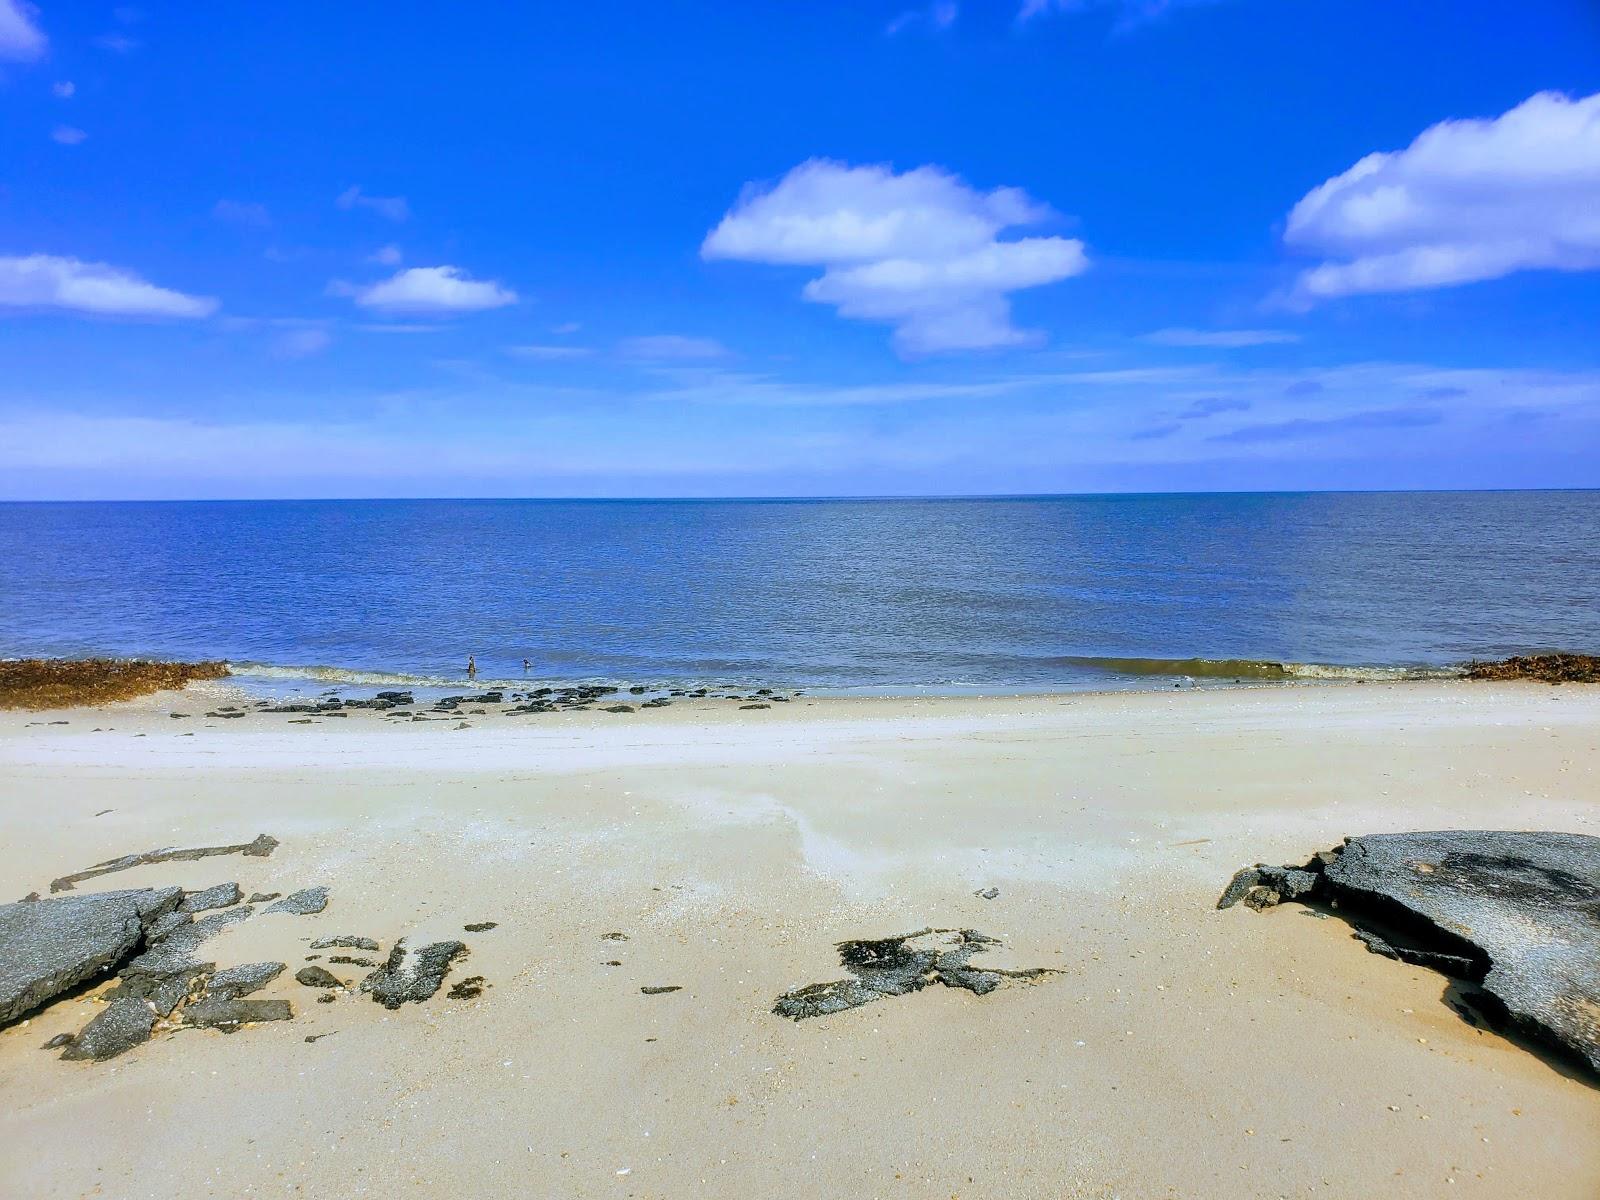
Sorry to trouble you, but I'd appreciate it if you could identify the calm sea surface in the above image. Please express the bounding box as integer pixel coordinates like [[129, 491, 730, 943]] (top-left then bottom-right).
[[1, 493, 1596, 693]]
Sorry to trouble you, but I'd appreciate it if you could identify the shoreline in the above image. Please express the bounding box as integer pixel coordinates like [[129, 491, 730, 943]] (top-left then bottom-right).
[[2, 679, 1596, 1197]]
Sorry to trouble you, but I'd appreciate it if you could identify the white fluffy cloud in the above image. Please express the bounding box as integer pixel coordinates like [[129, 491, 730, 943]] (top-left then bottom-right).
[[0, 0, 45, 60], [0, 255, 217, 317], [1285, 90, 1600, 303], [350, 266, 517, 313], [703, 160, 1086, 355]]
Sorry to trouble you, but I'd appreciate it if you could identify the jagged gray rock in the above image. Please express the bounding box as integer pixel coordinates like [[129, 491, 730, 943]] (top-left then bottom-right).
[[180, 882, 242, 913], [265, 887, 329, 916], [59, 995, 157, 1061], [361, 939, 467, 1009], [206, 961, 285, 999], [182, 996, 292, 1030], [49, 834, 277, 893], [0, 887, 182, 1025], [1220, 830, 1600, 1080], [309, 935, 377, 950], [773, 928, 1055, 1021], [123, 905, 254, 976]]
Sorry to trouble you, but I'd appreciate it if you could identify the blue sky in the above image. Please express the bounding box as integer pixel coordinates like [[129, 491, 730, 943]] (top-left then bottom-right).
[[1, 0, 1598, 498]]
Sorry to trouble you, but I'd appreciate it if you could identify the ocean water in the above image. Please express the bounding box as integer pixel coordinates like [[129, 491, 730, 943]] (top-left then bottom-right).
[[1, 492, 1596, 694]]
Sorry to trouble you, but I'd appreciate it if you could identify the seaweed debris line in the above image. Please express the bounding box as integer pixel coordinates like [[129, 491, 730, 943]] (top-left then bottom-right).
[[0, 658, 230, 710], [773, 927, 1056, 1021], [1220, 830, 1600, 1081]]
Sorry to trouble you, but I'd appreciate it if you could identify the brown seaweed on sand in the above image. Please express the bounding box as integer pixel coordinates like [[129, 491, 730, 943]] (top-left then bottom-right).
[[1465, 653, 1600, 683], [0, 658, 230, 710]]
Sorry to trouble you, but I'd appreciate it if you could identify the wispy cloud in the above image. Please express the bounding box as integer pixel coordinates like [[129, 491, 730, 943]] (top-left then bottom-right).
[[368, 244, 402, 266], [52, 80, 75, 98], [619, 334, 731, 361], [1211, 406, 1444, 443], [886, 2, 957, 35], [342, 266, 517, 314], [275, 328, 333, 359], [1285, 90, 1600, 303], [50, 125, 87, 146], [1144, 327, 1300, 347], [213, 199, 272, 228], [704, 158, 1086, 356], [0, 254, 217, 318], [1018, 0, 1224, 30], [1177, 395, 1250, 419], [506, 344, 594, 361], [0, 0, 46, 61], [336, 185, 410, 223], [94, 32, 139, 53]]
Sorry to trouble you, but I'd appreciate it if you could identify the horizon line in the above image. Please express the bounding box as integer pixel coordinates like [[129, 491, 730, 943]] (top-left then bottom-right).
[[1, 485, 1598, 505]]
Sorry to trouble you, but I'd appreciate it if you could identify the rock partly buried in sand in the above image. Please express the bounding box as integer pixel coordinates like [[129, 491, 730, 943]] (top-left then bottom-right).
[[265, 887, 329, 916], [361, 939, 468, 1009], [59, 994, 158, 1061], [180, 882, 242, 913], [49, 833, 278, 893], [124, 905, 254, 976], [310, 935, 378, 951], [1220, 830, 1600, 1079], [0, 886, 182, 1025], [206, 961, 286, 999], [296, 965, 344, 989], [773, 928, 1056, 1021], [182, 996, 293, 1032]]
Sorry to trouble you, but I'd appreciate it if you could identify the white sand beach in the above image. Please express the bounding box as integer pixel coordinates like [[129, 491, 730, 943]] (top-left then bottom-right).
[[1, 680, 1596, 1199]]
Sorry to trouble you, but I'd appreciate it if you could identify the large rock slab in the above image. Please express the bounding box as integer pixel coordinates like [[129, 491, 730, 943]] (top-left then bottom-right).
[[1220, 830, 1600, 1079], [0, 887, 182, 1025]]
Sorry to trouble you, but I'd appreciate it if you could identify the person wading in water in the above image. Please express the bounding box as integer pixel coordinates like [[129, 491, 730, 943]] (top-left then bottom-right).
[[467, 655, 477, 678]]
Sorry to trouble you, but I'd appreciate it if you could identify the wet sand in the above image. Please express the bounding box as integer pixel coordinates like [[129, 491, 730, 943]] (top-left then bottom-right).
[[1, 681, 1597, 1198]]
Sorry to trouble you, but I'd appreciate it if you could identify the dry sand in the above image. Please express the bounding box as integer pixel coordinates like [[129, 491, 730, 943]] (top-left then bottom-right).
[[0, 680, 1596, 1199]]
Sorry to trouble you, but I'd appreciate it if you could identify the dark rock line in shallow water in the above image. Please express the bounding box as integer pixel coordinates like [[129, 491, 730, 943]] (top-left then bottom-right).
[[1221, 829, 1600, 1082]]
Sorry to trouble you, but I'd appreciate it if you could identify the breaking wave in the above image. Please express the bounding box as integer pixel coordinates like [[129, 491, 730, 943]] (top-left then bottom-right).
[[1057, 655, 1459, 682]]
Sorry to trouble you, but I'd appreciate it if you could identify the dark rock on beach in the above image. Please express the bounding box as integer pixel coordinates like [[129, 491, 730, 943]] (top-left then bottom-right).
[[310, 935, 377, 950], [1220, 830, 1600, 1079], [295, 965, 344, 989], [361, 939, 468, 1009], [59, 994, 158, 1060], [49, 833, 277, 893], [206, 961, 285, 999], [463, 922, 497, 932], [0, 886, 182, 1025], [182, 996, 293, 1031], [773, 928, 1055, 1021], [265, 887, 329, 916], [180, 882, 242, 913], [125, 905, 254, 977]]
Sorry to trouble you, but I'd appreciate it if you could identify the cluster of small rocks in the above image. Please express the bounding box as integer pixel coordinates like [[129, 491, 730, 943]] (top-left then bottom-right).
[[171, 683, 803, 725], [0, 835, 485, 1064]]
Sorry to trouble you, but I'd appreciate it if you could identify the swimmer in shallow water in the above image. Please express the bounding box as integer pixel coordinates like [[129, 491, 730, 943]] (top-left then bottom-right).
[[467, 655, 476, 677]]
